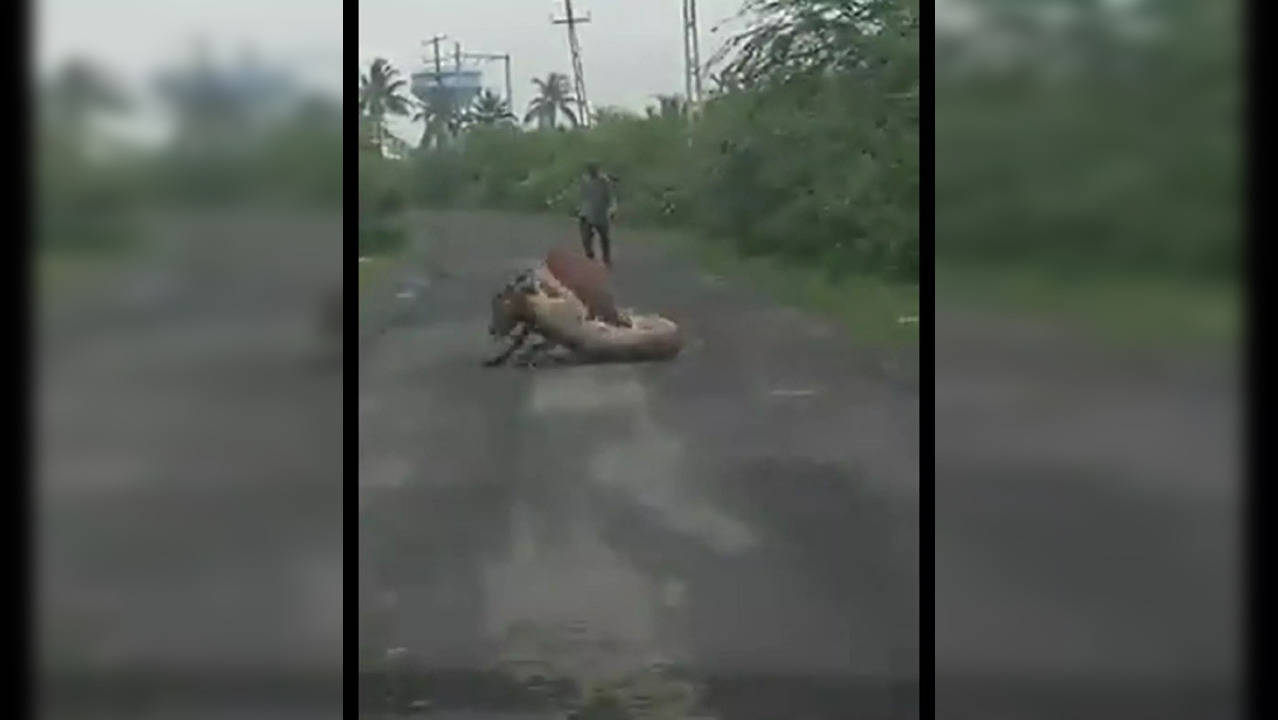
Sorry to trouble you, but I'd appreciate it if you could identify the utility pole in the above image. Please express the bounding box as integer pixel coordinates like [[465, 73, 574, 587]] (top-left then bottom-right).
[[421, 34, 448, 82], [690, 0, 703, 103], [503, 54, 512, 112], [682, 0, 703, 107], [418, 34, 450, 151], [552, 0, 591, 127], [682, 1, 692, 103], [462, 51, 514, 111]]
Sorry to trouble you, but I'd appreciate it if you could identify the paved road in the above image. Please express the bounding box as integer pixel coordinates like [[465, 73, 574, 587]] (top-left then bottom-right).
[[358, 211, 920, 718], [36, 211, 344, 718], [935, 309, 1241, 719]]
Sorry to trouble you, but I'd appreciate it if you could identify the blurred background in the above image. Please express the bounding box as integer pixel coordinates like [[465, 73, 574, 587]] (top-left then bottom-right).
[[33, 0, 342, 716], [936, 0, 1241, 718]]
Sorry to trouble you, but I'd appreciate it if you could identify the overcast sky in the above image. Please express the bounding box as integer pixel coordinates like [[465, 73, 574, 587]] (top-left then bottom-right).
[[36, 0, 343, 90], [360, 0, 751, 142], [35, 0, 752, 145], [36, 0, 343, 143]]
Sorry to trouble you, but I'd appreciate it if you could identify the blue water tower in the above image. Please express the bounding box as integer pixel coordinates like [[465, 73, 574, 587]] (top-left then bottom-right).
[[411, 68, 482, 109]]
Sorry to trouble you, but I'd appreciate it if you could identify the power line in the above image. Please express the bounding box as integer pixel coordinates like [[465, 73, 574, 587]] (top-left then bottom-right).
[[419, 35, 514, 115], [420, 34, 449, 82], [461, 52, 514, 112], [552, 0, 591, 126]]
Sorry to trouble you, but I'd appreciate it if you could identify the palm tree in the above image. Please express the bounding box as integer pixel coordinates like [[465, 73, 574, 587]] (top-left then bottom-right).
[[523, 73, 577, 130], [358, 58, 412, 151], [411, 95, 461, 150], [467, 90, 516, 126]]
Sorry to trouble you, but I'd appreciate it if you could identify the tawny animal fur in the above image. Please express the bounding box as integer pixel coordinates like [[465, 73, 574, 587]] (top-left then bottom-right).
[[484, 264, 681, 367]]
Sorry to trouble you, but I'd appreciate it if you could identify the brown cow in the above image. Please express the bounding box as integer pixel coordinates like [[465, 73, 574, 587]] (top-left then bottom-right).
[[544, 245, 629, 328]]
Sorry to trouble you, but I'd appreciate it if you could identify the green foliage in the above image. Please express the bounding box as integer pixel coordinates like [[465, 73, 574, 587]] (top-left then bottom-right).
[[364, 0, 918, 280], [257, 97, 344, 207], [404, 84, 917, 277], [36, 150, 143, 253], [138, 94, 344, 208], [360, 58, 413, 131], [36, 52, 345, 261], [468, 90, 518, 127], [936, 0, 1240, 282], [359, 151, 409, 255], [525, 72, 579, 129], [713, 0, 919, 91], [359, 216, 408, 256], [35, 66, 142, 254], [690, 75, 918, 277], [360, 151, 408, 215]]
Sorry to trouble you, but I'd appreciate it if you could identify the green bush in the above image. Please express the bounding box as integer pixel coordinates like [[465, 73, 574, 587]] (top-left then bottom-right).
[[370, 77, 918, 279], [936, 0, 1239, 283], [358, 215, 407, 256], [358, 151, 409, 256], [36, 138, 143, 254], [360, 0, 920, 282], [359, 151, 409, 215]]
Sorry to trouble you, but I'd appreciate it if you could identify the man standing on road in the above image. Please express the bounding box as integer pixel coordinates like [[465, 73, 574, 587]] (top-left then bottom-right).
[[578, 162, 617, 268]]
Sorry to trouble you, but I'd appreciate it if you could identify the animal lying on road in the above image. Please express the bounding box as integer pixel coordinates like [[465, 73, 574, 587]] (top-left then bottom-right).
[[484, 264, 681, 368]]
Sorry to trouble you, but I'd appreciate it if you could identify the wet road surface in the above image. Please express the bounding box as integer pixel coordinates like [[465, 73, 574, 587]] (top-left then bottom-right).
[[358, 211, 920, 719], [934, 309, 1240, 719], [36, 211, 344, 718]]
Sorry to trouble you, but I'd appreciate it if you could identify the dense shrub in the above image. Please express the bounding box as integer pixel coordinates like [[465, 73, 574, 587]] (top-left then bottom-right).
[[936, 0, 1239, 282], [387, 0, 920, 281], [397, 81, 918, 278], [359, 150, 409, 256], [35, 125, 144, 253]]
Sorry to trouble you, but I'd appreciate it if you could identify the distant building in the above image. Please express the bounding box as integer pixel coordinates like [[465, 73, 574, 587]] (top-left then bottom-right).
[[411, 68, 482, 110]]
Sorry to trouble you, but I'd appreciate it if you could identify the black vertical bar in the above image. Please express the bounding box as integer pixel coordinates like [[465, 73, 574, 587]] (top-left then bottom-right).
[[344, 0, 359, 715], [920, 0, 936, 715], [1245, 0, 1263, 716], [14, 0, 33, 714]]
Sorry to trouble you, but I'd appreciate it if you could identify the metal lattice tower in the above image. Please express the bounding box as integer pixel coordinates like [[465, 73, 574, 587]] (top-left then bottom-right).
[[552, 0, 591, 126], [682, 0, 703, 107]]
